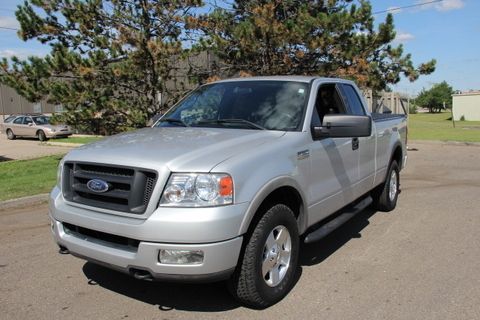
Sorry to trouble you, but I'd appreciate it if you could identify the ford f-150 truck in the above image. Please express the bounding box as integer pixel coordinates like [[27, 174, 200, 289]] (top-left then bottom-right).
[[50, 76, 407, 308]]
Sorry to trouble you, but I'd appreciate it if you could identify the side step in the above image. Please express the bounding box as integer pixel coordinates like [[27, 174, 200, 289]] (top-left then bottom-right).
[[304, 196, 373, 244]]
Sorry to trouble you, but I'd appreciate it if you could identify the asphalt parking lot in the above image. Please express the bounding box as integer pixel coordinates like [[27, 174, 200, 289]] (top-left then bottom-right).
[[1, 141, 479, 319], [0, 133, 73, 161]]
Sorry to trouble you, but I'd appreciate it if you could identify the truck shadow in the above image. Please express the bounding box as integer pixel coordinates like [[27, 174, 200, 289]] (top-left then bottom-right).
[[300, 208, 378, 266], [82, 262, 241, 311], [82, 208, 376, 311]]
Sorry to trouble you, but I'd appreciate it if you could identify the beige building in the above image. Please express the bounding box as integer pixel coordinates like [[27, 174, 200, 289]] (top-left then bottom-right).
[[452, 91, 480, 121], [0, 84, 60, 120]]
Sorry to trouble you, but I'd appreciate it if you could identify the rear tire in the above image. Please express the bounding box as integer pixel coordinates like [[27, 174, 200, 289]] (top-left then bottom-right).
[[37, 130, 48, 141], [228, 204, 299, 309], [372, 161, 400, 212], [6, 129, 15, 140]]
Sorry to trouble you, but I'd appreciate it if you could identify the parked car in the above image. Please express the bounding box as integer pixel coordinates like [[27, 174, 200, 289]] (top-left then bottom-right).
[[1, 114, 72, 141], [50, 76, 407, 308]]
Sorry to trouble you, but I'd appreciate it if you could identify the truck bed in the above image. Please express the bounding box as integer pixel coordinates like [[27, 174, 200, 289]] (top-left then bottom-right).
[[371, 113, 406, 122]]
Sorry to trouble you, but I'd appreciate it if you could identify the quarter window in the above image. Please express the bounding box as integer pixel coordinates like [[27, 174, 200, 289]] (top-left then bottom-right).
[[341, 84, 366, 116]]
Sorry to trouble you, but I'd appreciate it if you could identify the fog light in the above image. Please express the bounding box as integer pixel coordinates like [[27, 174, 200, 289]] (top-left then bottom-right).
[[158, 249, 204, 265]]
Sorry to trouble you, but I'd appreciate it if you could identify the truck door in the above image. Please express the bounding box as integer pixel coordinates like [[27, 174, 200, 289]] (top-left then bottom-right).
[[307, 83, 360, 224], [338, 84, 376, 198]]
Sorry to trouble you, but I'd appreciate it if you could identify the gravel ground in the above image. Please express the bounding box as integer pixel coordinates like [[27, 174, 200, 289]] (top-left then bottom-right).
[[1, 142, 479, 319]]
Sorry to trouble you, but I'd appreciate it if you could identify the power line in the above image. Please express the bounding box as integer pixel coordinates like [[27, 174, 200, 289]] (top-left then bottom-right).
[[373, 0, 444, 15], [0, 0, 449, 31], [0, 8, 16, 13], [0, 26, 18, 31]]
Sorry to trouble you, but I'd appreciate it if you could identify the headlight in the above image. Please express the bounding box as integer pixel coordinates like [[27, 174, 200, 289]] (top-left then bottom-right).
[[160, 173, 233, 207], [56, 161, 63, 189]]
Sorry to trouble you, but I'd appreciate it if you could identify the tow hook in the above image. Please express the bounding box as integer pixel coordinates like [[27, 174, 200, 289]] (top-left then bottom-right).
[[132, 269, 154, 281], [58, 246, 70, 254]]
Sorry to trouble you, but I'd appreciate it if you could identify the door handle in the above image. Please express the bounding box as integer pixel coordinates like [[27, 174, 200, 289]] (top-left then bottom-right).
[[352, 138, 359, 150]]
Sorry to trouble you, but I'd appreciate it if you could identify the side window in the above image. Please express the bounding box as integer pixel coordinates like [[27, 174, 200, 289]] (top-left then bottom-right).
[[13, 117, 24, 124], [24, 117, 33, 125], [340, 84, 366, 116], [314, 84, 347, 123]]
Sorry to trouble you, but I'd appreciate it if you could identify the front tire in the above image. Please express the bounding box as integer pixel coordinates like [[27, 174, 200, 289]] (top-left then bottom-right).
[[6, 129, 15, 140], [229, 204, 299, 308], [37, 130, 48, 141], [372, 160, 400, 212]]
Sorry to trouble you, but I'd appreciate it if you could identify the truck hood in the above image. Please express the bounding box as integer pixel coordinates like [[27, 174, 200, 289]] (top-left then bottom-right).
[[64, 127, 286, 172]]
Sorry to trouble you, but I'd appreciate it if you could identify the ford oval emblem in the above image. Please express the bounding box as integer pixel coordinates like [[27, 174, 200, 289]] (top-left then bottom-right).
[[86, 179, 109, 193]]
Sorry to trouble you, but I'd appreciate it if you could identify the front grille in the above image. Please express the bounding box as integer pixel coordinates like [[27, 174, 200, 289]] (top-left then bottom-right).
[[63, 222, 139, 251], [62, 162, 157, 214]]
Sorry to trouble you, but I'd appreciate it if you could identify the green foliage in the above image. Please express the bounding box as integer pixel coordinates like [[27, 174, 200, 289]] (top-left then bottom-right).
[[197, 0, 436, 91], [409, 104, 418, 114], [1, 0, 437, 134], [415, 81, 454, 113], [0, 0, 202, 134]]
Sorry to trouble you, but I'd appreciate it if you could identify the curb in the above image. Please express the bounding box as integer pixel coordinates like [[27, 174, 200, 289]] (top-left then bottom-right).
[[44, 142, 84, 147], [0, 193, 49, 211], [409, 140, 480, 147]]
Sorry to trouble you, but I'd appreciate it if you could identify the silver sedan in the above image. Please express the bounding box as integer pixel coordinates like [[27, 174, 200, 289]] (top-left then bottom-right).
[[2, 115, 73, 141]]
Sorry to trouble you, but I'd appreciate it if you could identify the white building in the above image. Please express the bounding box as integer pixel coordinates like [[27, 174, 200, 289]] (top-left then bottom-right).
[[452, 91, 480, 121]]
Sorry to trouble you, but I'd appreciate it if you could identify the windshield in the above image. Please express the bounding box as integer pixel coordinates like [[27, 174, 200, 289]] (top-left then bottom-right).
[[32, 116, 50, 125], [155, 81, 310, 131]]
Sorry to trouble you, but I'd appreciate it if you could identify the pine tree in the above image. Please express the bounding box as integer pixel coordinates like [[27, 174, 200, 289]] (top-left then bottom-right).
[[0, 0, 202, 134], [198, 0, 436, 91], [1, 1, 437, 134]]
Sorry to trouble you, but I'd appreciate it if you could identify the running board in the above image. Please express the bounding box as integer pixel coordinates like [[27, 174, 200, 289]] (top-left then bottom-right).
[[304, 196, 373, 244]]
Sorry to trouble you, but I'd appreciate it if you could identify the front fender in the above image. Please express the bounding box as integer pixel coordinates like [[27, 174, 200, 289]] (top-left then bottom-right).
[[238, 176, 308, 235]]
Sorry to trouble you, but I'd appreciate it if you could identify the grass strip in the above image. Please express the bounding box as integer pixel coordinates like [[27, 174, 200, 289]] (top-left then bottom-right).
[[408, 112, 480, 142], [0, 154, 63, 201]]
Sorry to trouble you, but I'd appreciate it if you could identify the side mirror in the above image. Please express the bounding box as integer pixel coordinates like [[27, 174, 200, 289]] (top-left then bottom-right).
[[312, 114, 372, 140], [28, 123, 33, 126]]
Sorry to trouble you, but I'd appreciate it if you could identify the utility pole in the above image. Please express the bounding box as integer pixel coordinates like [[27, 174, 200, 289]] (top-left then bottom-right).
[[449, 101, 456, 128]]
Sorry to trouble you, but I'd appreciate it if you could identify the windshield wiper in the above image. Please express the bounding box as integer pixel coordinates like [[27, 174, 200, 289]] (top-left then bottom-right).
[[158, 118, 189, 127], [197, 119, 266, 130]]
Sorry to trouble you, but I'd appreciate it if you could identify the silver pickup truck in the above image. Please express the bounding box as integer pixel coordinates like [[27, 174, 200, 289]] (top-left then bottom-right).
[[50, 76, 407, 308]]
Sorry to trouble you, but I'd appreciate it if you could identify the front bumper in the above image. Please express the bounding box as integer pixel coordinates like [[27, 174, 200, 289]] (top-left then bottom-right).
[[51, 218, 242, 281], [49, 188, 246, 281], [46, 130, 73, 138]]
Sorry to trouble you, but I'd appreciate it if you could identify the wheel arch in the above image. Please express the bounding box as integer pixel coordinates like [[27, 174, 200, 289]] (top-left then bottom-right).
[[390, 143, 403, 170], [239, 177, 308, 236]]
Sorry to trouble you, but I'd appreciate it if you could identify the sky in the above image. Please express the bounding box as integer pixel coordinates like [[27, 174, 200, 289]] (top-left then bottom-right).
[[0, 0, 478, 96]]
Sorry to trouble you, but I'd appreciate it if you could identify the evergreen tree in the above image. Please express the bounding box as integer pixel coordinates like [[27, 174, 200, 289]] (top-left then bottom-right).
[[197, 0, 436, 91], [0, 0, 202, 134], [1, 0, 437, 134]]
